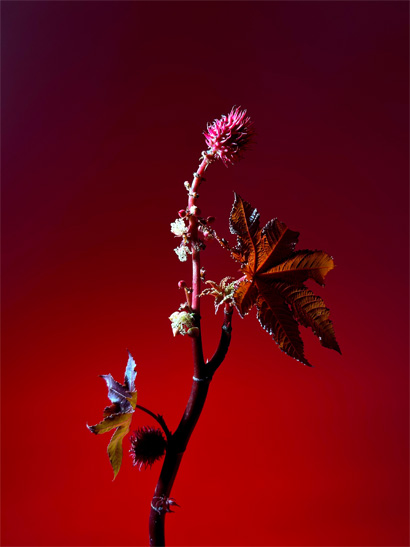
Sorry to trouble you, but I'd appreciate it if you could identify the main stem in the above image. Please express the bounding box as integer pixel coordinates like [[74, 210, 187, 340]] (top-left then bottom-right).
[[148, 156, 231, 546]]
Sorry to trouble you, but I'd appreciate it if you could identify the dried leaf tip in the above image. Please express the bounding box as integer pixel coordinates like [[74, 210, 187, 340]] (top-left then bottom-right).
[[204, 107, 255, 166]]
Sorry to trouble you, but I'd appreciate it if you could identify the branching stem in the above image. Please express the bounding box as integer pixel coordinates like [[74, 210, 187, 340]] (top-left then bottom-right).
[[148, 153, 233, 546], [135, 404, 172, 441]]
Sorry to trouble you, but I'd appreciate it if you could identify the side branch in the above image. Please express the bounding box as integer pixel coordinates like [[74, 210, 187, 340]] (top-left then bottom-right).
[[207, 304, 233, 376], [149, 154, 210, 547], [136, 404, 172, 440]]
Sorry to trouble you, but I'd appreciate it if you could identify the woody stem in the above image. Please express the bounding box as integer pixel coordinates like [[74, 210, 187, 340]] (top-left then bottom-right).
[[148, 154, 232, 546]]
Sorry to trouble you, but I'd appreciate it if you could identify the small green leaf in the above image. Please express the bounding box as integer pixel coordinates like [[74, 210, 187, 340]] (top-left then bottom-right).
[[107, 417, 133, 479], [127, 391, 138, 410], [87, 413, 131, 435]]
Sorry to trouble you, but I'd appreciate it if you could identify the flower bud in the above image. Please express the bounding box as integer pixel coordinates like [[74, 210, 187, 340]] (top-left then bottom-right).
[[178, 209, 186, 218], [169, 310, 195, 336], [206, 216, 215, 224], [187, 327, 200, 338], [178, 280, 187, 289], [174, 244, 191, 262], [171, 218, 188, 237]]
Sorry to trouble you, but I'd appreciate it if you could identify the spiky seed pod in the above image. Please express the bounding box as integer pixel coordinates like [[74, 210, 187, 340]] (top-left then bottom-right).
[[204, 106, 255, 167], [129, 427, 167, 471]]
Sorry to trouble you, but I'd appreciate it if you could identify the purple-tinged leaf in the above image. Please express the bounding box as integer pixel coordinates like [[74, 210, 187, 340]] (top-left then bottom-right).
[[100, 374, 133, 414], [124, 351, 137, 392], [88, 353, 138, 478], [103, 403, 122, 417]]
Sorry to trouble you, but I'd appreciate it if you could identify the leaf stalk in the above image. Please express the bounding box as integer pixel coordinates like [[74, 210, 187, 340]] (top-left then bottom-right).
[[135, 404, 172, 441]]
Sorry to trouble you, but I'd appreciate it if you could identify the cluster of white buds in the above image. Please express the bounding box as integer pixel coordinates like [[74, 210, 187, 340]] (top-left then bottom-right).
[[169, 309, 198, 337], [171, 200, 207, 262], [170, 218, 188, 237], [174, 245, 191, 262], [171, 214, 191, 262]]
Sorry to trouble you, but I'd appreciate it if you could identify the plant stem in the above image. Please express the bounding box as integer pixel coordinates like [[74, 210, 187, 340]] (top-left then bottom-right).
[[148, 154, 231, 546], [207, 304, 233, 376], [135, 404, 172, 440], [148, 379, 211, 546]]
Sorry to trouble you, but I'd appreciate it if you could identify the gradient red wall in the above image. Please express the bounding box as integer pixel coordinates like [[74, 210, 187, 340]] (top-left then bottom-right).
[[2, 2, 409, 546]]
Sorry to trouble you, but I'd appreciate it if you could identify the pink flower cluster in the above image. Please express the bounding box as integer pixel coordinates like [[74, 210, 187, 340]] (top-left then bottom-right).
[[204, 106, 255, 166]]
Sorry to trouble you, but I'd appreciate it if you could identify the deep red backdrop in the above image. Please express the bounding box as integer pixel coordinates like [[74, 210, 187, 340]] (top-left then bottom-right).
[[2, 2, 409, 546]]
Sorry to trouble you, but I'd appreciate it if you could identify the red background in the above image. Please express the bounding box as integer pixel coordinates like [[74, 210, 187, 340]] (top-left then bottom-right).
[[2, 2, 409, 546]]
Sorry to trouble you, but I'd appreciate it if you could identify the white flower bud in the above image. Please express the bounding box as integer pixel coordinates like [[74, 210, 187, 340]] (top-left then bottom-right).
[[169, 311, 196, 336], [170, 218, 188, 237], [174, 245, 191, 262]]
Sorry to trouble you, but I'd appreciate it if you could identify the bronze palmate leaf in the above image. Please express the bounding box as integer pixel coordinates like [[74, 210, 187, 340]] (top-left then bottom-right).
[[228, 194, 340, 366]]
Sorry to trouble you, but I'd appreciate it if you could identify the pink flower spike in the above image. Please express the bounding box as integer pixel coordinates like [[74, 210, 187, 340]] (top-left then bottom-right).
[[204, 106, 255, 166]]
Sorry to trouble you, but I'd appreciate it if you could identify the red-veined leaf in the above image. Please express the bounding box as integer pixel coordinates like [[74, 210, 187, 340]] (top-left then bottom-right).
[[255, 285, 311, 367], [258, 250, 334, 285], [233, 277, 258, 317], [229, 193, 260, 269], [256, 219, 299, 272], [275, 282, 341, 353], [225, 195, 340, 365]]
